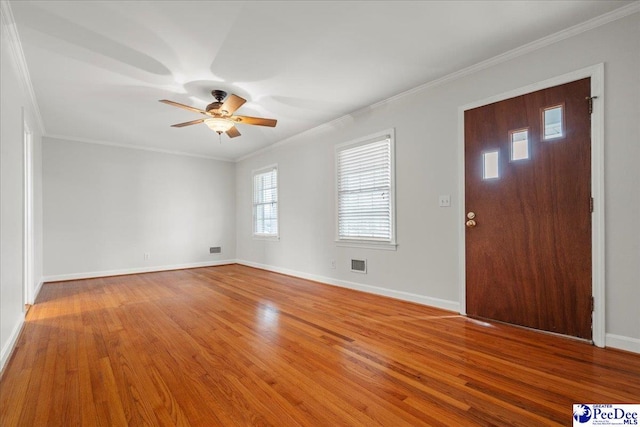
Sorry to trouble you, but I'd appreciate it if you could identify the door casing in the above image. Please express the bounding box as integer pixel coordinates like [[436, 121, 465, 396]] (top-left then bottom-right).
[[23, 110, 35, 308], [457, 64, 605, 347]]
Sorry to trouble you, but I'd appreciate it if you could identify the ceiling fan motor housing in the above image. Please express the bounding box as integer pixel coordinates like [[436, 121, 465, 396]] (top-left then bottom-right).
[[206, 101, 223, 112], [207, 90, 228, 113]]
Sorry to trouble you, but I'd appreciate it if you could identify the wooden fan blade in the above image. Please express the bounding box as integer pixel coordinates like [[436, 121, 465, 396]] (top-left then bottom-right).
[[220, 94, 246, 115], [232, 115, 277, 127], [226, 126, 241, 138], [171, 118, 205, 128], [159, 99, 207, 115]]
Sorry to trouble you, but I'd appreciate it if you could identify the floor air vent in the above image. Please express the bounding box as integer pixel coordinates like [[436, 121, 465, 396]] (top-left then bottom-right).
[[351, 259, 367, 273]]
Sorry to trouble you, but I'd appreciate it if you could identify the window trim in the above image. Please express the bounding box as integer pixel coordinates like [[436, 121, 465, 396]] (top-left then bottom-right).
[[334, 129, 397, 250], [252, 164, 279, 240]]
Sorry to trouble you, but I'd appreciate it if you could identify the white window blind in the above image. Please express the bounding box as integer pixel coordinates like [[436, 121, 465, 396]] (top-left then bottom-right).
[[337, 135, 394, 242], [253, 166, 278, 236]]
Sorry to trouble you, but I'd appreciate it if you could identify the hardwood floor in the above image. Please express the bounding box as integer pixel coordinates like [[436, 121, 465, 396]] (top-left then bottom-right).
[[1, 264, 639, 426]]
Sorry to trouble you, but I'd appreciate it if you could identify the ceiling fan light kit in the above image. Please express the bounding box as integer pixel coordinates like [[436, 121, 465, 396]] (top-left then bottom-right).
[[159, 90, 277, 139], [205, 118, 235, 134]]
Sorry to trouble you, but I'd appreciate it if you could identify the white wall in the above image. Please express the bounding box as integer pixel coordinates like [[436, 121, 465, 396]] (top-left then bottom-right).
[[1, 9, 44, 371], [42, 138, 236, 279], [236, 13, 640, 350]]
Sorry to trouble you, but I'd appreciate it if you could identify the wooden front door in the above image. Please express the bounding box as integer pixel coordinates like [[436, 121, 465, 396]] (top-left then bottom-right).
[[465, 78, 592, 340]]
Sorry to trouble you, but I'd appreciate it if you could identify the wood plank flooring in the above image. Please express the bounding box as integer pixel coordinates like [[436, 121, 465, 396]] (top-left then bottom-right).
[[1, 264, 639, 426]]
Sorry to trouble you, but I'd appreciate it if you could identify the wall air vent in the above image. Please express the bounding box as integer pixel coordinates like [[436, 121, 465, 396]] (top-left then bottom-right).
[[351, 259, 367, 274], [210, 247, 222, 254]]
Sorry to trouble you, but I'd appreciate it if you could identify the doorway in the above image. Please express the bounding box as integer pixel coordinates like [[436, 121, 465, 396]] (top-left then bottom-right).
[[458, 65, 605, 345]]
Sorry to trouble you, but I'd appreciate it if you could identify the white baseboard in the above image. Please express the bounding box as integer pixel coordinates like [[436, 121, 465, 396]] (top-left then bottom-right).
[[0, 317, 24, 376], [36, 261, 639, 355], [236, 260, 639, 354], [606, 333, 640, 354], [42, 259, 236, 283], [236, 259, 460, 313]]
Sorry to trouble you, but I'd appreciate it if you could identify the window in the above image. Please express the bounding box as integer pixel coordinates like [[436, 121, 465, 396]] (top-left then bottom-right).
[[253, 166, 278, 238], [543, 104, 564, 140], [510, 129, 529, 161], [483, 150, 499, 179], [336, 130, 396, 249]]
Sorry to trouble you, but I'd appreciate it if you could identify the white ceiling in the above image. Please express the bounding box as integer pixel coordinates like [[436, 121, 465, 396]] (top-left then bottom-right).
[[8, 1, 635, 161]]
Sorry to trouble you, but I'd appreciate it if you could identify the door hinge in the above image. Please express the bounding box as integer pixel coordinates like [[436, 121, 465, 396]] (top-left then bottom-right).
[[590, 197, 594, 213], [591, 296, 595, 312], [586, 96, 598, 114]]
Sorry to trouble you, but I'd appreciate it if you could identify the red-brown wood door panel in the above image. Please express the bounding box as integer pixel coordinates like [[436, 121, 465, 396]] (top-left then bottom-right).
[[465, 78, 592, 340]]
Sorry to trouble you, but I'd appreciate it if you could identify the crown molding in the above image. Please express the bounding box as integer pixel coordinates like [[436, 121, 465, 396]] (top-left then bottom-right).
[[0, 0, 46, 134], [236, 1, 640, 163], [45, 134, 234, 162], [368, 1, 640, 112]]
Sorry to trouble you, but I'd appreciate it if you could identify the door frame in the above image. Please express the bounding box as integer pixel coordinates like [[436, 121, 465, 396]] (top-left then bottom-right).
[[23, 110, 35, 308], [457, 64, 605, 347]]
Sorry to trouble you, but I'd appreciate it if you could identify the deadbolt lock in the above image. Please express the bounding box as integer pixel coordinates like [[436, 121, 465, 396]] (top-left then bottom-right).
[[467, 212, 476, 220]]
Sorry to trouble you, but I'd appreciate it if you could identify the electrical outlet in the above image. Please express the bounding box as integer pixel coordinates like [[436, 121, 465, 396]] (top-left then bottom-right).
[[330, 259, 336, 269], [144, 253, 150, 260]]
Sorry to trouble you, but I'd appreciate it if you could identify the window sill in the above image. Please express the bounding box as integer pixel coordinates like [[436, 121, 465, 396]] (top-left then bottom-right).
[[335, 240, 397, 251], [253, 234, 280, 241]]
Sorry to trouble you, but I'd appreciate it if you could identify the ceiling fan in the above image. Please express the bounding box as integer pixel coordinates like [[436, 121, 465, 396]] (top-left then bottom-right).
[[159, 90, 277, 138]]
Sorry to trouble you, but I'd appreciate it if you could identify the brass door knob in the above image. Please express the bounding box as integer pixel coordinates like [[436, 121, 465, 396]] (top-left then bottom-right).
[[466, 219, 477, 228]]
